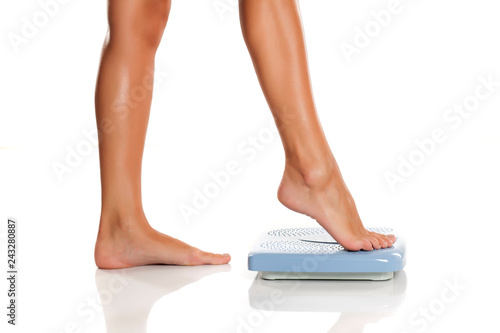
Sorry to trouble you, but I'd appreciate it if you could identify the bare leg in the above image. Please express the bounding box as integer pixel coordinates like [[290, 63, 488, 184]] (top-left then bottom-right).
[[94, 0, 230, 269], [239, 0, 395, 251]]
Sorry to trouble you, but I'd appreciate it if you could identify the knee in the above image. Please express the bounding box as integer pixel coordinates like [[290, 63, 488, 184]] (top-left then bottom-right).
[[109, 0, 171, 51], [136, 0, 171, 49]]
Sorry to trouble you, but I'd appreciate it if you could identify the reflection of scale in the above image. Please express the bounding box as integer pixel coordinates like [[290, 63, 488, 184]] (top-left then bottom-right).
[[248, 227, 406, 280], [248, 270, 407, 312], [247, 271, 407, 332]]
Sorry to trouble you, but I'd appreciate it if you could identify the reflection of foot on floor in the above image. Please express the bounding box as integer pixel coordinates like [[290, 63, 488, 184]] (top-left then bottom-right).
[[95, 265, 231, 333], [95, 214, 231, 269], [278, 160, 396, 251]]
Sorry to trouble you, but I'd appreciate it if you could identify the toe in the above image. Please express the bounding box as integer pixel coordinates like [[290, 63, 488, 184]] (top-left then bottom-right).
[[356, 238, 373, 251], [367, 235, 382, 250], [375, 235, 388, 248], [386, 234, 397, 243], [360, 239, 374, 251], [343, 238, 373, 251], [379, 235, 393, 247], [369, 231, 392, 248], [199, 251, 231, 265]]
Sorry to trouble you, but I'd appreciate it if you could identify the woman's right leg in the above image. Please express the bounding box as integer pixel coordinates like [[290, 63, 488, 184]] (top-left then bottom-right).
[[94, 0, 230, 269], [239, 0, 394, 251]]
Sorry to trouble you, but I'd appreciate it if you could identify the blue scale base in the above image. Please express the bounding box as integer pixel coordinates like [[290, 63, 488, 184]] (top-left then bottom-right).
[[248, 227, 406, 281]]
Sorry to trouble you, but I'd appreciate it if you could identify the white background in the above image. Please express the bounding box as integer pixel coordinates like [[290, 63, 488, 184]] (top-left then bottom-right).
[[1, 0, 499, 332]]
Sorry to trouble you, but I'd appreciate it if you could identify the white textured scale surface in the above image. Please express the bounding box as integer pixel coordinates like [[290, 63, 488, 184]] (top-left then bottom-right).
[[260, 240, 344, 254], [261, 227, 395, 254]]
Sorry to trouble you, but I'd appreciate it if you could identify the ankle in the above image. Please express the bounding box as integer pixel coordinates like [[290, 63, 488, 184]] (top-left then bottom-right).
[[284, 157, 337, 189], [98, 207, 149, 235]]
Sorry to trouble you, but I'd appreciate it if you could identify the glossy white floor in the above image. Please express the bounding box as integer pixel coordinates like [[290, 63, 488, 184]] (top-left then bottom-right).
[[2, 139, 499, 333], [2, 1, 500, 332]]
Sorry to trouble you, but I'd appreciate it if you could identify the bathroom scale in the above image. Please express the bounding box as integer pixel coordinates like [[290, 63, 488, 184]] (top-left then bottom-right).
[[248, 227, 406, 281]]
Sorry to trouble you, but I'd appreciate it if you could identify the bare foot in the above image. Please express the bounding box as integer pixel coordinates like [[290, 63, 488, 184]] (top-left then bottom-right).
[[277, 159, 396, 251], [95, 215, 231, 269]]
